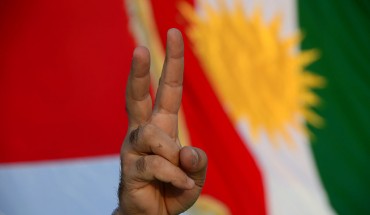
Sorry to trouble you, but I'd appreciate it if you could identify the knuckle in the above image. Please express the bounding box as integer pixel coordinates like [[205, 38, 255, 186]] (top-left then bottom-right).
[[121, 154, 133, 175], [129, 126, 142, 146], [129, 124, 154, 148], [135, 156, 147, 173]]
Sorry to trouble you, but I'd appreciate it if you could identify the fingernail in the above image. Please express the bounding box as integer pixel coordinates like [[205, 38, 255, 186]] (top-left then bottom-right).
[[191, 148, 199, 167]]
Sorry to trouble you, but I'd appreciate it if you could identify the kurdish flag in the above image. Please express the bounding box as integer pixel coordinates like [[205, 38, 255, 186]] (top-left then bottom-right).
[[0, 0, 369, 215]]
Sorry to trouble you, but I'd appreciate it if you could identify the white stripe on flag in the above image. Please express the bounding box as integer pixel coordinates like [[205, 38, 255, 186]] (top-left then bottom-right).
[[238, 120, 335, 215], [0, 156, 120, 215]]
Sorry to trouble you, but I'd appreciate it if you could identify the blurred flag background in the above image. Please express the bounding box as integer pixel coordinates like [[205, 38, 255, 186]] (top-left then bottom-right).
[[0, 0, 369, 214]]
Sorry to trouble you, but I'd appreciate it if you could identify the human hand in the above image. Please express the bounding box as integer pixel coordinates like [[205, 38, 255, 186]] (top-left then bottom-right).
[[116, 28, 208, 215]]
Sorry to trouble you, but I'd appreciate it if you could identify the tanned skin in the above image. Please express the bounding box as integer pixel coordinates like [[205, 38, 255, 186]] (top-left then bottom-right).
[[115, 28, 208, 215]]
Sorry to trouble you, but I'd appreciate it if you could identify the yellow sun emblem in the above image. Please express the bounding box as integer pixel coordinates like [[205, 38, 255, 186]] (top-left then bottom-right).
[[179, 1, 324, 146]]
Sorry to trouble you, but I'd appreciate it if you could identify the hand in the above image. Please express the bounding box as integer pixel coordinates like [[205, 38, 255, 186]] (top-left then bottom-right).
[[117, 28, 208, 215]]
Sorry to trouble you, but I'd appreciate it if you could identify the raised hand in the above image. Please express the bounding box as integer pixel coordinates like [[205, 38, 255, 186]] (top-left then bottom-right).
[[116, 28, 208, 215]]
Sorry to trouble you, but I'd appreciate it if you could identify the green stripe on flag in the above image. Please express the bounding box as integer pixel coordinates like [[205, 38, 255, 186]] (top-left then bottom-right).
[[299, 0, 370, 214]]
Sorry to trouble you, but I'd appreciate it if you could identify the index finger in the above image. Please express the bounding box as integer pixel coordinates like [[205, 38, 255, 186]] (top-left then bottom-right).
[[153, 28, 184, 116]]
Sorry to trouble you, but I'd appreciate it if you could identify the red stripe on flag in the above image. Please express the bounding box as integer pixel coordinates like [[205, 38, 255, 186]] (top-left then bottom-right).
[[149, 0, 267, 214], [0, 0, 135, 163]]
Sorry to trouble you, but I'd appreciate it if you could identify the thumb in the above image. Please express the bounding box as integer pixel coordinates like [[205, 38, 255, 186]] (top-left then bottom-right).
[[179, 146, 208, 187]]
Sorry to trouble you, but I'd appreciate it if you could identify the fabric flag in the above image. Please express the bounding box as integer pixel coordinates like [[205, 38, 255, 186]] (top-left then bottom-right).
[[0, 0, 369, 215], [0, 0, 134, 214]]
